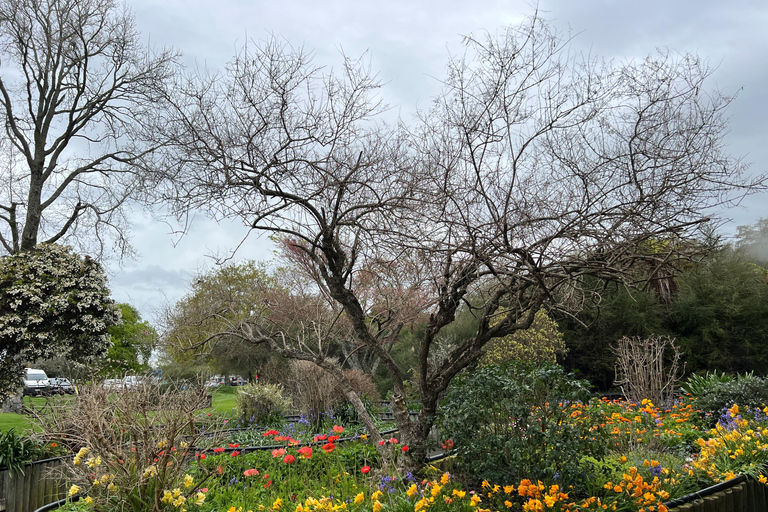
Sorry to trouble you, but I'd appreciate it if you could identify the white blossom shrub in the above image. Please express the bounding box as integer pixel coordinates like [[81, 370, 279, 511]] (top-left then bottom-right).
[[0, 243, 120, 397]]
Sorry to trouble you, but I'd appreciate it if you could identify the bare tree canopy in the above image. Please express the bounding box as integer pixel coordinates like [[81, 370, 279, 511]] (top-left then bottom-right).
[[0, 0, 179, 257], [162, 17, 765, 467]]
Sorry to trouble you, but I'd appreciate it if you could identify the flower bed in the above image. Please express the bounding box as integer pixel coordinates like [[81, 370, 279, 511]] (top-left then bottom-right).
[[47, 398, 768, 512]]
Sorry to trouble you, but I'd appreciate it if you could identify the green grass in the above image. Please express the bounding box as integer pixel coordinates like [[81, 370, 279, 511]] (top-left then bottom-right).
[[209, 386, 238, 414], [0, 412, 33, 432]]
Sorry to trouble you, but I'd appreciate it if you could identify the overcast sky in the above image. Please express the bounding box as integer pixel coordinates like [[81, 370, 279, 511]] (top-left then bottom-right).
[[110, 0, 768, 324]]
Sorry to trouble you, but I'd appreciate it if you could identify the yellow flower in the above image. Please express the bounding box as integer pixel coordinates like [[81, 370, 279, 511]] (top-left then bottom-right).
[[371, 491, 384, 502], [503, 485, 514, 494], [84, 496, 93, 505], [107, 482, 116, 491], [759, 475, 768, 484], [431, 484, 442, 497], [440, 473, 451, 485], [414, 498, 429, 512], [372, 501, 383, 512], [296, 506, 304, 512], [544, 495, 557, 508], [184, 474, 194, 488], [504, 501, 513, 508], [354, 493, 365, 505], [274, 497, 284, 510], [162, 490, 174, 504], [143, 465, 158, 478], [470, 495, 482, 506], [407, 484, 419, 497], [68, 485, 80, 497], [453, 490, 466, 499], [180, 441, 189, 448], [195, 492, 206, 506], [173, 495, 186, 507]]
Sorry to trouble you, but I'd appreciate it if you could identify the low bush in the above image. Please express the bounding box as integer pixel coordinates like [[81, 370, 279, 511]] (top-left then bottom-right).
[[235, 383, 292, 425], [686, 372, 768, 426], [438, 362, 605, 488]]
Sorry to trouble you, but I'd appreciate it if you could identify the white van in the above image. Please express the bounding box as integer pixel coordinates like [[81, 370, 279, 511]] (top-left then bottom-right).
[[23, 368, 51, 396]]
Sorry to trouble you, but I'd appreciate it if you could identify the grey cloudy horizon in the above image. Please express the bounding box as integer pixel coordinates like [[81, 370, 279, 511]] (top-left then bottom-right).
[[110, 0, 768, 324]]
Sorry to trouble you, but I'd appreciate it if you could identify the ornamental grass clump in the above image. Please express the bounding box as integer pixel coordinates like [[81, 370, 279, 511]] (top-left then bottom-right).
[[41, 380, 225, 512], [235, 383, 292, 425]]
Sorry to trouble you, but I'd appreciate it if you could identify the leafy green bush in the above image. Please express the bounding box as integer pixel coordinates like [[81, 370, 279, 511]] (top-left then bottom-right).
[[687, 372, 768, 425], [680, 371, 734, 398], [0, 429, 43, 475], [437, 362, 606, 487], [236, 383, 292, 425]]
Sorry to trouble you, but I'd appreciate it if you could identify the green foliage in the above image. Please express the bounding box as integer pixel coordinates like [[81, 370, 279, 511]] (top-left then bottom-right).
[[680, 371, 734, 398], [236, 383, 292, 424], [481, 307, 566, 365], [437, 362, 604, 487], [559, 284, 665, 390], [669, 250, 768, 374], [0, 428, 42, 475], [688, 373, 768, 425], [0, 244, 120, 398], [163, 261, 284, 380], [102, 304, 158, 377]]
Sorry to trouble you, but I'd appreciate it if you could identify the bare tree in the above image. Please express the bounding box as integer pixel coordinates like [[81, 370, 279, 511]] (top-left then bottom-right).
[[163, 18, 764, 468], [0, 0, 179, 257]]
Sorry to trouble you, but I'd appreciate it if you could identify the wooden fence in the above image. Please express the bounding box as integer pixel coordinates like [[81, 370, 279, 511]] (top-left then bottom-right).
[[0, 458, 67, 512], [668, 475, 767, 511]]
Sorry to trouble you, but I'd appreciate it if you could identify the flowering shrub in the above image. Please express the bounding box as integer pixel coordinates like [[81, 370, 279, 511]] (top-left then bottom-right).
[[0, 243, 120, 398]]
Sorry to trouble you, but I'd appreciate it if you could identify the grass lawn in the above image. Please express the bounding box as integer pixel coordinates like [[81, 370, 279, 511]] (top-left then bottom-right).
[[0, 412, 33, 432], [209, 385, 238, 414]]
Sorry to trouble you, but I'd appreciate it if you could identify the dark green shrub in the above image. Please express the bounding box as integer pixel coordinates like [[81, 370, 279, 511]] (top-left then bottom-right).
[[235, 383, 292, 424], [687, 372, 768, 426], [437, 362, 606, 487], [0, 429, 43, 475]]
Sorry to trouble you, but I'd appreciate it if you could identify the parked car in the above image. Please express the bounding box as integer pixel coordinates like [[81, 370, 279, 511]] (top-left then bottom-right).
[[102, 378, 123, 391], [122, 375, 146, 388], [23, 368, 51, 396], [49, 377, 76, 395]]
